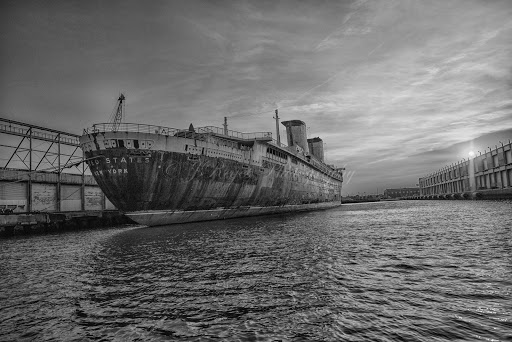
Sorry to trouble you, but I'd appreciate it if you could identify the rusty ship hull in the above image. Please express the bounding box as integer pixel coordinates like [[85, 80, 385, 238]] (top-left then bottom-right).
[[79, 122, 343, 227]]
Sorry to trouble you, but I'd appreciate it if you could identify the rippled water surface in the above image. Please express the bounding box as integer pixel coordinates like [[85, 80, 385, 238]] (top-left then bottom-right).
[[1, 200, 511, 341]]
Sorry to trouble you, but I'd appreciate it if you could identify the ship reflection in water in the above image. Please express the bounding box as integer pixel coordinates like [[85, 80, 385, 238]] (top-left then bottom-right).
[[1, 200, 511, 341]]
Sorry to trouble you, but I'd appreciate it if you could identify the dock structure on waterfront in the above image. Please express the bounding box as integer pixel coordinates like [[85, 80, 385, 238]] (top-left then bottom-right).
[[0, 118, 116, 212], [0, 118, 130, 236], [418, 140, 512, 199]]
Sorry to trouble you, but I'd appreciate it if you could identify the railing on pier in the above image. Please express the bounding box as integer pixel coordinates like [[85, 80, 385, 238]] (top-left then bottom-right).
[[0, 118, 80, 146]]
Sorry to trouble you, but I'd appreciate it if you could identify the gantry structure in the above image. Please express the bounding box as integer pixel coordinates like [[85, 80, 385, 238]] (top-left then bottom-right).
[[0, 117, 92, 212]]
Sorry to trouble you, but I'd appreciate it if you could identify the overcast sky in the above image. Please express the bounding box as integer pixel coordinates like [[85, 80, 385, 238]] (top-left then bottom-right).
[[1, 0, 512, 195]]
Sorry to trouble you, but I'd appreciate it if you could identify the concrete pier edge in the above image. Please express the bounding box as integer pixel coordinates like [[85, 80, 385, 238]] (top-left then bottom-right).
[[0, 210, 135, 238]]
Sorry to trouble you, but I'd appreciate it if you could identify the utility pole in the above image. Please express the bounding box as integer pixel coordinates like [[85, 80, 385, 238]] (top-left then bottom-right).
[[274, 109, 281, 145]]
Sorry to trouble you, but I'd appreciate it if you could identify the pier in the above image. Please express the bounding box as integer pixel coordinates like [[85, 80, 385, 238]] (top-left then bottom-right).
[[418, 140, 512, 199], [0, 118, 131, 236]]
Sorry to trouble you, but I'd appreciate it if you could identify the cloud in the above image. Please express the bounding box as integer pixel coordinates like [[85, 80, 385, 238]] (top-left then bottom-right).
[[1, 0, 511, 195]]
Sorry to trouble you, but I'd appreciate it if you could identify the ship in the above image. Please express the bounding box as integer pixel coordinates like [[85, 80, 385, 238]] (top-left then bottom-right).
[[79, 94, 343, 226]]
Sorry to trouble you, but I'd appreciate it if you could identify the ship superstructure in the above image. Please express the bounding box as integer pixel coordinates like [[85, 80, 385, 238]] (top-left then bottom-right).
[[79, 96, 343, 226]]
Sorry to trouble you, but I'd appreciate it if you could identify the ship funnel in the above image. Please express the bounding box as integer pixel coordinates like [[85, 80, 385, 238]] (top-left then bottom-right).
[[281, 120, 309, 154], [307, 137, 324, 162]]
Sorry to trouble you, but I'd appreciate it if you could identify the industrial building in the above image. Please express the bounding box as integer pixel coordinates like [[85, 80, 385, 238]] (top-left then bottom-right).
[[418, 140, 512, 199]]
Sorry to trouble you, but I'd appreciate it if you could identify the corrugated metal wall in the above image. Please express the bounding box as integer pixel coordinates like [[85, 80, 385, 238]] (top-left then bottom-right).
[[0, 181, 27, 212], [0, 182, 26, 200], [61, 185, 82, 211], [32, 183, 57, 212], [0, 177, 114, 212], [84, 186, 103, 211]]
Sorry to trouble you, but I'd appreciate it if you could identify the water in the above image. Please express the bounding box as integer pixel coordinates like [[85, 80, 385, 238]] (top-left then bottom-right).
[[1, 200, 511, 341]]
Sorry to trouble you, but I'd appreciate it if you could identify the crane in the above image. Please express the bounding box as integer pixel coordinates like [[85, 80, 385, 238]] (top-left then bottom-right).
[[109, 93, 125, 132]]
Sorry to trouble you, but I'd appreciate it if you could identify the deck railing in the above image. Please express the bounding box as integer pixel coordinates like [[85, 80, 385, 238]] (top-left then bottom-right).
[[84, 123, 272, 141], [197, 126, 272, 140], [268, 139, 288, 149], [83, 123, 343, 179], [84, 123, 182, 136]]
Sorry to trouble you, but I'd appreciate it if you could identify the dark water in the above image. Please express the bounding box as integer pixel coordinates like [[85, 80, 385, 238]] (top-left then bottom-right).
[[1, 201, 511, 341]]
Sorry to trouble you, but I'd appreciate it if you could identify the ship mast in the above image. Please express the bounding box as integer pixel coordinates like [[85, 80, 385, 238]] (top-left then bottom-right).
[[110, 93, 125, 132], [223, 117, 228, 135], [274, 109, 281, 145]]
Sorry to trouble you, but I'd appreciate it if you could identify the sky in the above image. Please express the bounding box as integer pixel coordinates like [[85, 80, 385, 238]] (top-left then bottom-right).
[[1, 0, 512, 195]]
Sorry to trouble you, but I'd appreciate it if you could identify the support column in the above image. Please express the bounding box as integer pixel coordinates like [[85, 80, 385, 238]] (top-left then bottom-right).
[[502, 170, 508, 188], [27, 128, 32, 212], [81, 150, 85, 211], [57, 133, 61, 212]]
